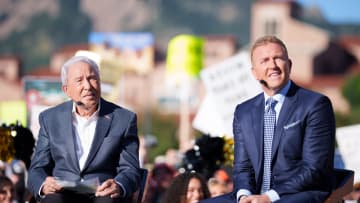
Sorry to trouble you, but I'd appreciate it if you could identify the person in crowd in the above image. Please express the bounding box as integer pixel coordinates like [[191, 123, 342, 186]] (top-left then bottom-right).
[[212, 168, 233, 193], [27, 55, 141, 203], [165, 149, 182, 170], [6, 160, 30, 203], [162, 172, 210, 203], [201, 35, 336, 203], [143, 163, 176, 203], [0, 176, 14, 203], [207, 178, 227, 198]]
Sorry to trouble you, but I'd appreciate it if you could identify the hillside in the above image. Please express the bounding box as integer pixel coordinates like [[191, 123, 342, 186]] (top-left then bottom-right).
[[0, 0, 252, 74], [1, 0, 359, 74]]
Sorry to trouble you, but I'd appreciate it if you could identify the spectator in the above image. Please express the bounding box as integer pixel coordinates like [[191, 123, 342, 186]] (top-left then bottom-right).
[[0, 176, 14, 203], [143, 163, 176, 203], [162, 172, 210, 203], [207, 178, 227, 198], [165, 149, 182, 170], [5, 160, 29, 203], [213, 169, 233, 193]]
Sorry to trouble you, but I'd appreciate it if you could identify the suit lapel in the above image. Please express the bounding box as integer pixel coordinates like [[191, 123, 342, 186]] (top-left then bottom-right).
[[251, 95, 265, 183], [59, 101, 81, 172], [271, 83, 299, 161], [82, 99, 112, 171]]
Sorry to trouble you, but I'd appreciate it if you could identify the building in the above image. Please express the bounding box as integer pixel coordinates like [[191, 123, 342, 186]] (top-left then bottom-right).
[[251, 0, 360, 113]]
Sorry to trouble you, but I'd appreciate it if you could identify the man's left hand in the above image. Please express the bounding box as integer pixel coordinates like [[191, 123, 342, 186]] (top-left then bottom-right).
[[95, 179, 122, 198], [241, 194, 271, 203]]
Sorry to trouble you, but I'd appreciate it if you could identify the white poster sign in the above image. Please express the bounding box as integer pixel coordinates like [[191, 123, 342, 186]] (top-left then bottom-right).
[[193, 51, 262, 137], [192, 95, 226, 136], [336, 124, 360, 183]]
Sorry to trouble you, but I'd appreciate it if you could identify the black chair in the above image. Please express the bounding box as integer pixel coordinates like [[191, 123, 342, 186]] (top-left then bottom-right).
[[325, 168, 354, 203], [132, 168, 148, 203]]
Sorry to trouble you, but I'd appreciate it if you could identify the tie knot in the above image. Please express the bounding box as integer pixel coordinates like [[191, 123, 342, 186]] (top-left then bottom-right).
[[266, 98, 277, 112]]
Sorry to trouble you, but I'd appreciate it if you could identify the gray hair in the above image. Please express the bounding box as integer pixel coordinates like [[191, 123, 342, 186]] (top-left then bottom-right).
[[60, 55, 100, 85]]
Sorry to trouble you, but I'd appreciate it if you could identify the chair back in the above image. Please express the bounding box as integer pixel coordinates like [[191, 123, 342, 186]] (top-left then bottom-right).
[[132, 168, 148, 203], [324, 168, 354, 203]]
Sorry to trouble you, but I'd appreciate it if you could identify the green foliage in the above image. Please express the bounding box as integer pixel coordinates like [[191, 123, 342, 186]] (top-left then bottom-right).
[[337, 73, 360, 127], [138, 111, 179, 162], [0, 0, 253, 74], [335, 107, 360, 127], [342, 74, 360, 108], [0, 0, 91, 74], [155, 0, 251, 43]]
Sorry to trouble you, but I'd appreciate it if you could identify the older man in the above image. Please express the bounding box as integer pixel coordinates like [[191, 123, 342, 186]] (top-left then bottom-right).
[[28, 56, 141, 203]]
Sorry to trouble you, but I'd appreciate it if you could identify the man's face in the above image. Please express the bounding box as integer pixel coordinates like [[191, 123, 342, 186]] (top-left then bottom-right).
[[62, 61, 101, 110], [251, 42, 291, 95]]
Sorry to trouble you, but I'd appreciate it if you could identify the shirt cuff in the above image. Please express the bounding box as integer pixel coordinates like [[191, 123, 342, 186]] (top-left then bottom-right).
[[264, 189, 280, 202], [236, 189, 252, 201], [37, 182, 46, 198], [115, 180, 126, 197]]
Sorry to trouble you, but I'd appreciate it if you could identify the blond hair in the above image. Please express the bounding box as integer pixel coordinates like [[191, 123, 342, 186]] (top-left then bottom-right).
[[250, 36, 289, 62]]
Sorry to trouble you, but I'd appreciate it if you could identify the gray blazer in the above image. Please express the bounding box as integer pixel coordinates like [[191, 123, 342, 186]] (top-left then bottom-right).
[[27, 98, 140, 198]]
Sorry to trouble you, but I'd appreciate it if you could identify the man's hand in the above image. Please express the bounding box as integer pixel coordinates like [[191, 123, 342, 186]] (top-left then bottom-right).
[[41, 176, 63, 195], [95, 179, 122, 198], [239, 194, 271, 203]]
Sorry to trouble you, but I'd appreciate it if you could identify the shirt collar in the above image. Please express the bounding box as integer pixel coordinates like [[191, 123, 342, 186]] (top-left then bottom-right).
[[263, 80, 291, 105], [72, 101, 100, 120]]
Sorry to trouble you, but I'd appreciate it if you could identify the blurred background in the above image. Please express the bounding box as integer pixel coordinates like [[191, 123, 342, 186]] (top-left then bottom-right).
[[1, 0, 360, 201]]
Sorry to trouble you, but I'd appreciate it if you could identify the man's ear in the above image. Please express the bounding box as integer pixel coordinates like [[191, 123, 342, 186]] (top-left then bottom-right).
[[288, 59, 292, 72], [62, 85, 68, 95]]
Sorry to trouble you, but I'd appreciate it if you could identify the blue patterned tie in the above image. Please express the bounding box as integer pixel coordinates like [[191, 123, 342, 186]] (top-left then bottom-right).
[[261, 97, 277, 193]]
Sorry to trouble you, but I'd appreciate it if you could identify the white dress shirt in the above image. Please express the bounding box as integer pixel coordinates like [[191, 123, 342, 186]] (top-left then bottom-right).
[[72, 104, 99, 171]]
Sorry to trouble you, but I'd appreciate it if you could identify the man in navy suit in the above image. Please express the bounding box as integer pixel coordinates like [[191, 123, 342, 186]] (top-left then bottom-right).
[[202, 36, 335, 203], [28, 56, 141, 203]]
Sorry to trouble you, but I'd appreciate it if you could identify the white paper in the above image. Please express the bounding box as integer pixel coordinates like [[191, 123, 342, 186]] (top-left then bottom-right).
[[56, 177, 100, 194]]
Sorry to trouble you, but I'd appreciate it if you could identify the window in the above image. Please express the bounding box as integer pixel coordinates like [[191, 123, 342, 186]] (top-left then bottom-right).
[[264, 19, 279, 36]]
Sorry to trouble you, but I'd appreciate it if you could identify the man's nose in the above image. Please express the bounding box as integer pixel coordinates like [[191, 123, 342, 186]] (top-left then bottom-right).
[[268, 58, 277, 68], [83, 79, 91, 89]]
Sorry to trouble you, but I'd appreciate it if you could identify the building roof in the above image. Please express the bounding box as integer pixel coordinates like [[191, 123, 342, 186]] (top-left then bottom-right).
[[27, 66, 59, 77]]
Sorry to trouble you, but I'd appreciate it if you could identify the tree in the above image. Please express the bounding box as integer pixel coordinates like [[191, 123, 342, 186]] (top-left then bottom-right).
[[337, 73, 360, 126]]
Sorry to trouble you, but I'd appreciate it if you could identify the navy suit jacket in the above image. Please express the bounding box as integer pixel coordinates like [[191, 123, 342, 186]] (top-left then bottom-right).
[[232, 82, 335, 198], [28, 98, 141, 198]]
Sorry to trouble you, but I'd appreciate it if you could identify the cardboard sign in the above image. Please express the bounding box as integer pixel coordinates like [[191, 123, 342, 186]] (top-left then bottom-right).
[[336, 124, 360, 183], [193, 51, 262, 137]]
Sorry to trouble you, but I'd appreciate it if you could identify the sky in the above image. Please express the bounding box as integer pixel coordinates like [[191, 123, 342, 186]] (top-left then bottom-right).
[[296, 0, 360, 24]]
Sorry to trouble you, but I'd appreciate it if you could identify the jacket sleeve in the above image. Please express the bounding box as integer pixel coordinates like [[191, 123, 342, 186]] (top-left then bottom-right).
[[114, 113, 141, 197], [232, 105, 257, 194], [27, 112, 54, 198]]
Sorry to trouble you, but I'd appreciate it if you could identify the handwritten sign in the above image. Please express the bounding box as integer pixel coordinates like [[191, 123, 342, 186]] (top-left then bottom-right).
[[193, 51, 262, 137], [336, 124, 360, 183]]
